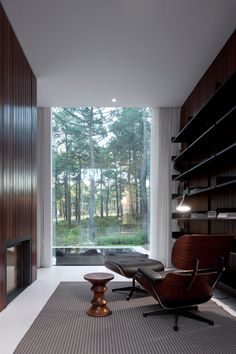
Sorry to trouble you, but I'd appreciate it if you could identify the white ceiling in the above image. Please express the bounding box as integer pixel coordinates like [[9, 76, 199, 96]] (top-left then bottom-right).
[[1, 0, 236, 107]]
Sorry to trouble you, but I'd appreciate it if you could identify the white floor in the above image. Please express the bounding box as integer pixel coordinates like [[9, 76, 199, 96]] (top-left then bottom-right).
[[0, 266, 235, 354]]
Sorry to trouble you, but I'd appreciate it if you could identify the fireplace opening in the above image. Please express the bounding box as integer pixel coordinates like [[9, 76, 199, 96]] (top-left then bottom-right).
[[6, 238, 31, 304]]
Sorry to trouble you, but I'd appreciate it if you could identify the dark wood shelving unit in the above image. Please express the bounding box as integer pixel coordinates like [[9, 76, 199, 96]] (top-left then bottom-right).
[[172, 68, 236, 297], [189, 179, 236, 197], [174, 142, 236, 181], [172, 71, 236, 143], [173, 106, 236, 168], [172, 184, 223, 199], [174, 154, 215, 181], [172, 216, 236, 221]]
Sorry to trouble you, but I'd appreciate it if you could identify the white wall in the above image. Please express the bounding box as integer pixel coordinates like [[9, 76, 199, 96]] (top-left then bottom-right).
[[37, 108, 52, 267]]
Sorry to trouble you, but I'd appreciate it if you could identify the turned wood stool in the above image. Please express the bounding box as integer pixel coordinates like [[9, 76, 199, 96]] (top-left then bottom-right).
[[84, 272, 114, 317]]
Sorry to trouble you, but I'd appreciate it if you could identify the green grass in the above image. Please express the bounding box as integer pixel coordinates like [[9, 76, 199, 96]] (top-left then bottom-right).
[[53, 216, 147, 246], [96, 232, 147, 246]]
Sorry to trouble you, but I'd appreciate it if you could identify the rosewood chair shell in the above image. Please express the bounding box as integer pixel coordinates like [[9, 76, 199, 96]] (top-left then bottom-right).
[[135, 234, 234, 331]]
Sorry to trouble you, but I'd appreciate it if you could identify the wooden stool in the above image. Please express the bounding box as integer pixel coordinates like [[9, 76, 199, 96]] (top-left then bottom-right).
[[84, 272, 114, 317]]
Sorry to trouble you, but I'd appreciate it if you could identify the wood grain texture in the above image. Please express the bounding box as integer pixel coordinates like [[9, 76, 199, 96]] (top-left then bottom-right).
[[181, 31, 236, 127], [31, 73, 37, 282], [136, 235, 234, 310], [0, 4, 6, 311], [156, 234, 234, 308], [171, 234, 234, 270], [0, 4, 37, 310]]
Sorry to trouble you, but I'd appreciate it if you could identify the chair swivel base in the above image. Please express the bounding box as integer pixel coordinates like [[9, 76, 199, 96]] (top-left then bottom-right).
[[112, 278, 147, 300], [143, 305, 214, 331]]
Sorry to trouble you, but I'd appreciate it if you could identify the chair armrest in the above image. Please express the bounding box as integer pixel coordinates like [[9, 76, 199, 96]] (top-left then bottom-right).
[[138, 267, 164, 283]]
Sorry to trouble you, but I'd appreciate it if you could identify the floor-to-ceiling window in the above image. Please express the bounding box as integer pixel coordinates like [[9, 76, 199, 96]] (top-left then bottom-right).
[[52, 107, 151, 265]]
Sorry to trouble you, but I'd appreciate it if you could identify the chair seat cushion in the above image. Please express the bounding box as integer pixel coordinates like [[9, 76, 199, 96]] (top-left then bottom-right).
[[105, 252, 164, 278]]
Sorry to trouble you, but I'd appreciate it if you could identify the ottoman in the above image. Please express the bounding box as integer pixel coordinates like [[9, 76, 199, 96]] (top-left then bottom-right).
[[105, 252, 164, 300]]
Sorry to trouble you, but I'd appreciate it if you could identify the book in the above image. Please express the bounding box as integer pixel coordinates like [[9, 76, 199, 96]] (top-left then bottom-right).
[[207, 211, 217, 218], [217, 212, 236, 219]]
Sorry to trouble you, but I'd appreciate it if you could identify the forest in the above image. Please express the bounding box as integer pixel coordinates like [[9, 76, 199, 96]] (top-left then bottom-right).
[[52, 107, 151, 247]]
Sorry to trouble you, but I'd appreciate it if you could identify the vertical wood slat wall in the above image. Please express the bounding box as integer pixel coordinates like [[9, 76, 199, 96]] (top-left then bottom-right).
[[0, 4, 37, 310], [0, 3, 5, 311], [181, 31, 236, 127]]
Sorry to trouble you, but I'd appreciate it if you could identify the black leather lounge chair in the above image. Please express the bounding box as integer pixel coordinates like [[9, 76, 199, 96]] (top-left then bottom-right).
[[135, 234, 234, 331]]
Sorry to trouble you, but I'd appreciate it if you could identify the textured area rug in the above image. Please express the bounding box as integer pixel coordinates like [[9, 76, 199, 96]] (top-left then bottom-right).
[[14, 282, 236, 354]]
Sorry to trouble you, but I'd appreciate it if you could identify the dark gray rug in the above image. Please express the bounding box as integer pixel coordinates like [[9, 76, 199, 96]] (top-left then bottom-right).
[[14, 282, 236, 354]]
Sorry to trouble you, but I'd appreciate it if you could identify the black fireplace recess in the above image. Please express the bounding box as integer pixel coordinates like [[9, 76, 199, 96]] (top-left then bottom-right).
[[6, 237, 31, 304]]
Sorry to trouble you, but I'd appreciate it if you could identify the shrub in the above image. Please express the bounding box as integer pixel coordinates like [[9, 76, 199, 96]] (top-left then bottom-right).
[[96, 232, 146, 246], [54, 218, 147, 247]]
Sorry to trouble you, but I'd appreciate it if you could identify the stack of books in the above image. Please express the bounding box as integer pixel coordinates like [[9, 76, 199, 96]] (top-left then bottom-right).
[[216, 208, 236, 219], [190, 212, 208, 219], [217, 212, 236, 219], [207, 211, 217, 218]]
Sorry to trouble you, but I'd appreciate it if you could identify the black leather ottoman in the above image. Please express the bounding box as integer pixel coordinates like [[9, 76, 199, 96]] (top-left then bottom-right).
[[105, 252, 164, 300]]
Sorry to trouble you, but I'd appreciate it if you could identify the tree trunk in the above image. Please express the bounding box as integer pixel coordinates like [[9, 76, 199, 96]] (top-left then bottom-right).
[[65, 132, 72, 229], [54, 175, 58, 225], [139, 182, 142, 215], [119, 167, 123, 218], [115, 166, 119, 218], [76, 170, 81, 224], [64, 174, 68, 221], [62, 200, 66, 220], [100, 169, 104, 218], [59, 201, 63, 218], [128, 150, 134, 218], [134, 171, 139, 216], [140, 113, 148, 237], [106, 181, 110, 217], [88, 108, 95, 242], [75, 183, 78, 220], [67, 177, 71, 229]]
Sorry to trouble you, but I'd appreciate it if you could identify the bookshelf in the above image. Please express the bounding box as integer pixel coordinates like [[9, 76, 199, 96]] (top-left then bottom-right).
[[172, 70, 236, 296]]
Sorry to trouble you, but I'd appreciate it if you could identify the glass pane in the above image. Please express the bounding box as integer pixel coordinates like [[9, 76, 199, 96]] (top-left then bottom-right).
[[6, 247, 17, 293], [52, 107, 151, 265]]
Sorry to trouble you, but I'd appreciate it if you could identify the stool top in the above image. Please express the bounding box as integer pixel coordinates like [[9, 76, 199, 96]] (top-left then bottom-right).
[[84, 272, 114, 282]]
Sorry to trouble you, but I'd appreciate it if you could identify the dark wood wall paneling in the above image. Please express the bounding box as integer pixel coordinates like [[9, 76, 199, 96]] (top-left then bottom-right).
[[0, 4, 5, 311], [31, 74, 37, 282], [180, 30, 236, 235], [0, 4, 37, 310], [181, 31, 236, 126]]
